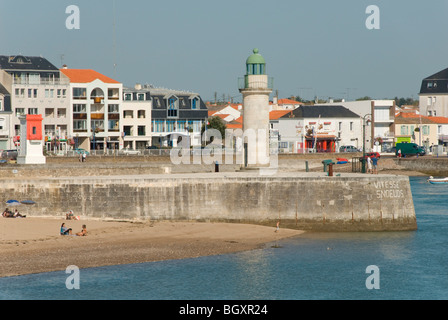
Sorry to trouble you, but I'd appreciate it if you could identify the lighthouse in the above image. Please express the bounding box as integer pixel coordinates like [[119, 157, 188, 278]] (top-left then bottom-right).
[[239, 49, 273, 168]]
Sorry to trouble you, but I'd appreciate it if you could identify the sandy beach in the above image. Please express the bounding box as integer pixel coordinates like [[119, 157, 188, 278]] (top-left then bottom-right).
[[0, 217, 303, 278]]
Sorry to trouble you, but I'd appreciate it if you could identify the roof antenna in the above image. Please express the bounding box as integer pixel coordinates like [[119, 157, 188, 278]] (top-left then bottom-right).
[[112, 0, 117, 78]]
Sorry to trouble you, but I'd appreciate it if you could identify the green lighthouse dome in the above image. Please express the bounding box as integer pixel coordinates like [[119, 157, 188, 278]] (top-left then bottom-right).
[[246, 48, 266, 65], [246, 48, 266, 75]]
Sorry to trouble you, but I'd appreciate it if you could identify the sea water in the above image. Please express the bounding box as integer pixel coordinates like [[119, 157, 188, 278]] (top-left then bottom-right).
[[1, 176, 448, 300]]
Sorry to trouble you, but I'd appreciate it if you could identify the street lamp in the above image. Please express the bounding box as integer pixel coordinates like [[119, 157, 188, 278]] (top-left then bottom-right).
[[362, 114, 372, 173]]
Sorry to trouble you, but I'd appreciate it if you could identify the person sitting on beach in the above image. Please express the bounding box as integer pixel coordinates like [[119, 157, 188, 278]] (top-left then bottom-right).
[[76, 225, 87, 237], [60, 223, 73, 236], [13, 209, 26, 218], [2, 208, 14, 218], [66, 210, 75, 220]]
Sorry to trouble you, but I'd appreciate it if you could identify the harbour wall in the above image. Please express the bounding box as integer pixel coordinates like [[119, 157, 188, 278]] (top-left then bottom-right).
[[0, 172, 417, 232], [393, 158, 448, 175]]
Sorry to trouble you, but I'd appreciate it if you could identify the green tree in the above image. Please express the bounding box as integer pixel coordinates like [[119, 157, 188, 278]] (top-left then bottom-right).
[[201, 116, 227, 144]]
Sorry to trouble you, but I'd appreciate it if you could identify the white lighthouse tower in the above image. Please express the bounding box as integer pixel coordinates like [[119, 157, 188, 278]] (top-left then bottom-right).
[[239, 48, 273, 169]]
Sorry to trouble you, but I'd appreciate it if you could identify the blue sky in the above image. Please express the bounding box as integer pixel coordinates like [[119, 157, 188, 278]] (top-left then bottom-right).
[[1, 0, 448, 102]]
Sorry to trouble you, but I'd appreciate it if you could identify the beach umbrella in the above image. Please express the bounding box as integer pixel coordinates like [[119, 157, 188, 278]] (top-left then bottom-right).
[[5, 200, 20, 206], [20, 200, 36, 205]]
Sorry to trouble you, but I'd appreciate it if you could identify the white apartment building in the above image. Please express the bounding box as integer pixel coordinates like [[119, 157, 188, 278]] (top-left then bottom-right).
[[0, 55, 71, 152], [60, 68, 123, 152], [122, 84, 152, 150]]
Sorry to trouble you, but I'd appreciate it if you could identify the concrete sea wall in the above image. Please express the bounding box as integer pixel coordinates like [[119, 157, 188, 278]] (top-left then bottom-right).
[[0, 172, 417, 232]]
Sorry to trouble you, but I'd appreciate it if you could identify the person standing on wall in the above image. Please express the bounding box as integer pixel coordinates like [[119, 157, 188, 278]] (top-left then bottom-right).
[[371, 155, 378, 174]]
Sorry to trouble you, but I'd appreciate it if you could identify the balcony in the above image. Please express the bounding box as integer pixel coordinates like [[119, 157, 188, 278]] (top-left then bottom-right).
[[13, 77, 70, 86], [238, 76, 274, 90]]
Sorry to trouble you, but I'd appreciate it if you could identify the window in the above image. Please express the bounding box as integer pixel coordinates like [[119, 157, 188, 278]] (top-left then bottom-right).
[[154, 97, 161, 107], [124, 93, 132, 101], [73, 88, 87, 99], [45, 108, 54, 118], [137, 93, 145, 101], [0, 100, 2, 111], [192, 98, 199, 110], [168, 98, 178, 117], [427, 97, 432, 106], [400, 125, 408, 135], [123, 126, 132, 136], [108, 104, 119, 113], [108, 120, 119, 131], [427, 82, 433, 88], [338, 122, 342, 131], [57, 89, 66, 98], [73, 120, 87, 131], [178, 120, 186, 131], [166, 121, 175, 132], [32, 127, 36, 135], [15, 108, 25, 117], [153, 120, 164, 133], [91, 120, 104, 131], [137, 110, 145, 118], [279, 142, 288, 148], [73, 104, 86, 113], [45, 89, 54, 98], [138, 126, 146, 136], [422, 125, 429, 135], [15, 88, 25, 98], [350, 122, 353, 131], [57, 109, 66, 118], [28, 108, 38, 115]]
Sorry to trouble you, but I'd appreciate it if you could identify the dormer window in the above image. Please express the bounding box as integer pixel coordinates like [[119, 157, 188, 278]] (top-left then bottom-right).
[[191, 97, 199, 110], [167, 96, 178, 118]]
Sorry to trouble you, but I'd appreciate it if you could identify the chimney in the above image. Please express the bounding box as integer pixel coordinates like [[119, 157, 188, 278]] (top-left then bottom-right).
[[62, 64, 68, 69], [135, 83, 142, 90]]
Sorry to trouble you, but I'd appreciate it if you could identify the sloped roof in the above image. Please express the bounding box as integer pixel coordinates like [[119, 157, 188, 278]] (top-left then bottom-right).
[[395, 112, 436, 124], [420, 67, 448, 94], [60, 69, 120, 84], [280, 105, 360, 119], [270, 110, 292, 120], [428, 116, 448, 124], [0, 55, 59, 71], [277, 98, 302, 105]]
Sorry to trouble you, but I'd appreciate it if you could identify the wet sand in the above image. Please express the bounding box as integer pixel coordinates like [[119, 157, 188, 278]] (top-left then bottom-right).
[[0, 218, 303, 278]]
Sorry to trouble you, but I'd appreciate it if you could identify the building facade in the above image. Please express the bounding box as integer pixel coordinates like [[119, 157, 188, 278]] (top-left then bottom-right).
[[394, 113, 438, 149], [0, 55, 71, 152], [0, 83, 12, 150], [419, 67, 448, 118], [60, 68, 123, 152], [122, 84, 152, 149], [150, 86, 208, 148], [271, 105, 362, 153], [323, 99, 396, 151]]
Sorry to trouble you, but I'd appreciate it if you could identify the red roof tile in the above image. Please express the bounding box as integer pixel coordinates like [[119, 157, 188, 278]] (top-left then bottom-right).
[[270, 110, 292, 120], [60, 69, 120, 84]]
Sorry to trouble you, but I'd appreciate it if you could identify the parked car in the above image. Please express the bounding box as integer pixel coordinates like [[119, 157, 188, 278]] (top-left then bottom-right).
[[384, 146, 396, 154], [361, 152, 381, 160], [339, 145, 359, 152]]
